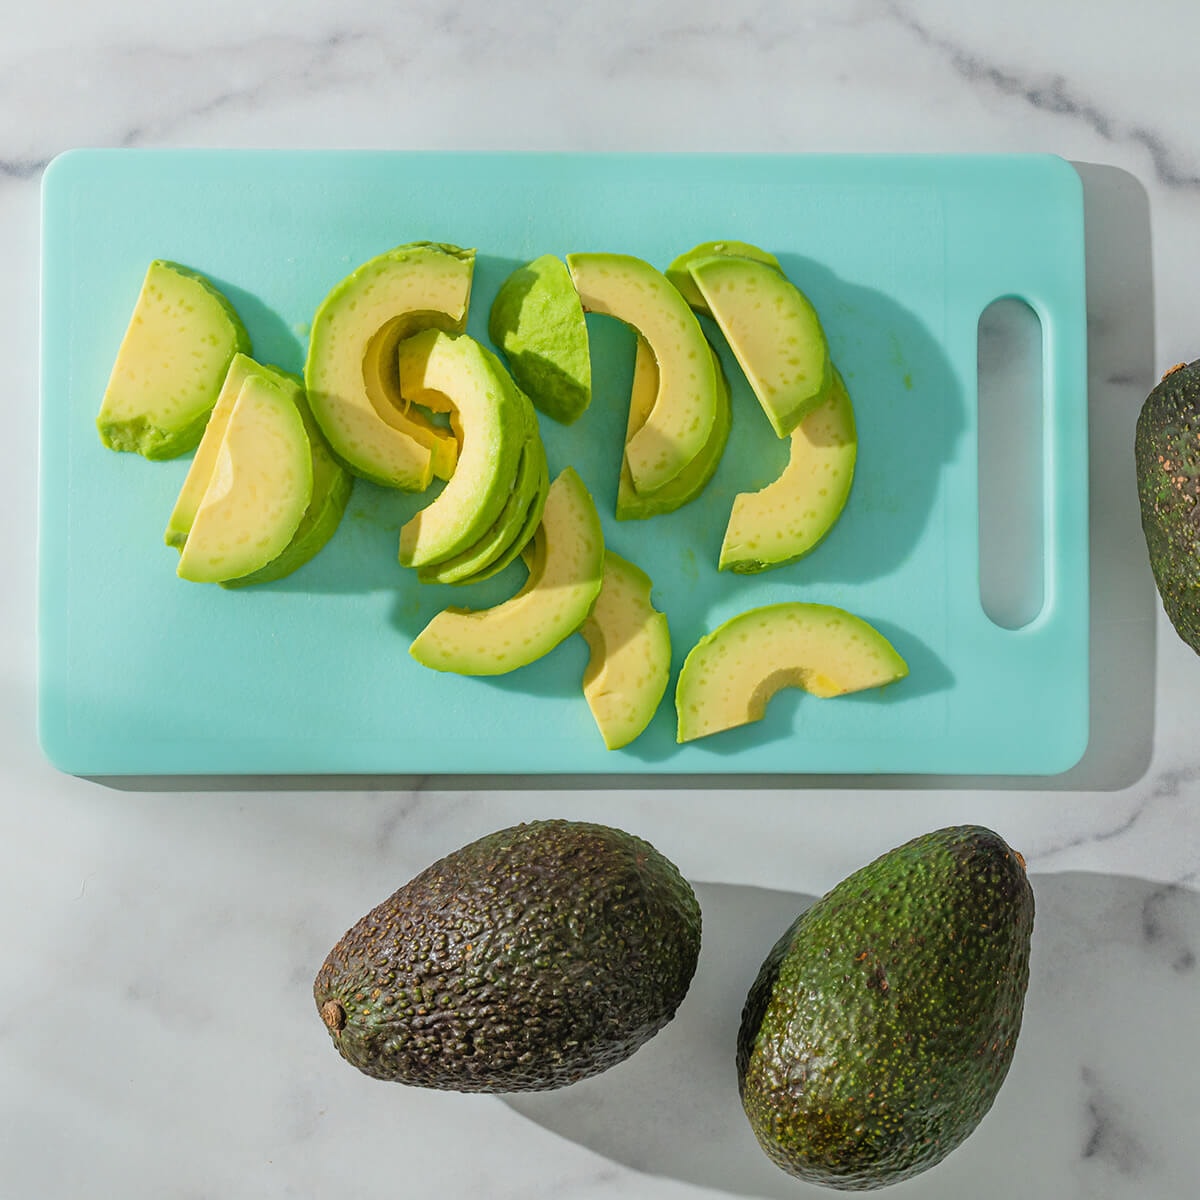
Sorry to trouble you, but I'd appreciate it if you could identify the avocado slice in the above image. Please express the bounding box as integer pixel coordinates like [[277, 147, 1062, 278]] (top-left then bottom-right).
[[738, 825, 1034, 1188], [304, 242, 474, 490], [566, 252, 719, 494], [409, 467, 604, 676], [616, 336, 731, 521], [175, 373, 313, 584], [313, 819, 701, 1092], [675, 602, 908, 743], [489, 254, 591, 424], [416, 403, 549, 586], [1135, 358, 1200, 654], [396, 330, 529, 569], [165, 353, 275, 550], [166, 353, 353, 586], [689, 254, 833, 438], [665, 240, 782, 315], [579, 551, 671, 750], [449, 445, 550, 586], [97, 259, 251, 460], [222, 386, 354, 588], [719, 367, 857, 572]]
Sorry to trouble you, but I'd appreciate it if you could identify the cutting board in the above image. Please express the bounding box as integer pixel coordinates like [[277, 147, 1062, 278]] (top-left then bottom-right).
[[38, 150, 1089, 776]]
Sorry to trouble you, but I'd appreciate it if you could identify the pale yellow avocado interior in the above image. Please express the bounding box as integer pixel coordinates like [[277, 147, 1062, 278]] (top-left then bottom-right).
[[97, 259, 251, 460], [675, 602, 908, 743], [566, 253, 718, 494], [719, 368, 857, 572], [176, 374, 314, 584], [579, 551, 671, 750], [689, 254, 833, 438], [165, 354, 299, 548], [304, 243, 474, 490], [409, 467, 604, 676], [616, 335, 732, 520], [395, 330, 529, 569]]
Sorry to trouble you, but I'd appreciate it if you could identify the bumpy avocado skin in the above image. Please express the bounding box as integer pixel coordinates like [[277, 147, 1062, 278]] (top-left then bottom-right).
[[737, 826, 1034, 1191], [1135, 359, 1200, 653], [314, 819, 701, 1092]]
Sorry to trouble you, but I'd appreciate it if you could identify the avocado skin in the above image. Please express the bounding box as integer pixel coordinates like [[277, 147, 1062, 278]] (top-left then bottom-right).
[[737, 826, 1033, 1191], [1135, 359, 1200, 653], [314, 819, 701, 1092]]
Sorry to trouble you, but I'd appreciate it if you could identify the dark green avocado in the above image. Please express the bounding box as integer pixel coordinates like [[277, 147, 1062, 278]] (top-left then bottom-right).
[[1135, 359, 1200, 653], [314, 819, 701, 1092], [737, 825, 1034, 1191]]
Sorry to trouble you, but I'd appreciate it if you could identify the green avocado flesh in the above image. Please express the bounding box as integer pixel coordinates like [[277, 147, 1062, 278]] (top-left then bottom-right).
[[579, 551, 671, 749], [675, 602, 908, 743], [175, 374, 313, 584], [689, 254, 833, 438], [738, 825, 1034, 1190], [97, 259, 251, 460], [566, 252, 719, 494], [409, 467, 604, 676], [167, 354, 352, 587], [416, 402, 549, 586], [489, 254, 592, 424], [719, 367, 857, 572], [313, 819, 702, 1092], [304, 242, 475, 490], [616, 336, 732, 521], [223, 387, 354, 588], [396, 330, 530, 569], [1135, 358, 1200, 654], [665, 240, 782, 315]]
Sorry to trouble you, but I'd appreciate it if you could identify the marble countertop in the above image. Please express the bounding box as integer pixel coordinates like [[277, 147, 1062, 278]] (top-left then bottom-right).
[[5, 2, 1199, 1197]]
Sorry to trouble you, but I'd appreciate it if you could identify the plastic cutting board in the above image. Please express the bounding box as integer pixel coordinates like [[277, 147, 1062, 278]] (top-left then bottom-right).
[[38, 150, 1089, 776]]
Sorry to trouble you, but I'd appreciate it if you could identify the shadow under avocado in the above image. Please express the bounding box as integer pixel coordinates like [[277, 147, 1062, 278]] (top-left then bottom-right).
[[207, 276, 306, 377], [767, 254, 965, 587], [503, 872, 1200, 1199]]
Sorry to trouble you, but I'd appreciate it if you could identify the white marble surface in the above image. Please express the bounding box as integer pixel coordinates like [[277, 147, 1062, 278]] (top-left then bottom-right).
[[4, 1, 1200, 1197]]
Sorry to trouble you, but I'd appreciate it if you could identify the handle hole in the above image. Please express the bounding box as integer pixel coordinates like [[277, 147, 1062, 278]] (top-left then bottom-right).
[[978, 297, 1045, 630]]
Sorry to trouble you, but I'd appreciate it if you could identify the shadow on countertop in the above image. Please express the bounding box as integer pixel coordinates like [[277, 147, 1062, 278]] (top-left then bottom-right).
[[503, 871, 1200, 1199]]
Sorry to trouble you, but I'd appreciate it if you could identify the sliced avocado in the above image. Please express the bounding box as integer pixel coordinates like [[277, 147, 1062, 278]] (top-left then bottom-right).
[[489, 254, 591, 424], [720, 367, 857, 572], [97, 259, 251, 460], [305, 242, 474, 490], [616, 336, 732, 521], [738, 825, 1034, 1188], [566, 252, 719, 494], [689, 254, 833, 438], [409, 467, 604, 676], [416, 403, 549, 585], [1135, 358, 1200, 653], [313, 819, 701, 1092], [166, 353, 353, 586], [451, 446, 550, 586], [223, 387, 354, 588], [176, 374, 313, 584], [396, 330, 529, 569], [675, 602, 908, 743], [165, 353, 268, 549], [579, 551, 671, 750], [665, 240, 782, 315]]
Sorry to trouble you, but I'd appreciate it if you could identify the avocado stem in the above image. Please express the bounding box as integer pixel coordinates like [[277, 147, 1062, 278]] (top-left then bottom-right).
[[321, 999, 347, 1033]]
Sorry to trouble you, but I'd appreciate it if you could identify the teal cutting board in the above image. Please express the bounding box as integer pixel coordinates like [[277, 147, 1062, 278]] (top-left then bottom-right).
[[38, 150, 1088, 776]]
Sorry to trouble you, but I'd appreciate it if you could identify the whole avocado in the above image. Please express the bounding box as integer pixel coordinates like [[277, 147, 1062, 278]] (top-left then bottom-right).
[[313, 819, 701, 1092], [737, 825, 1034, 1191], [1135, 359, 1200, 653]]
